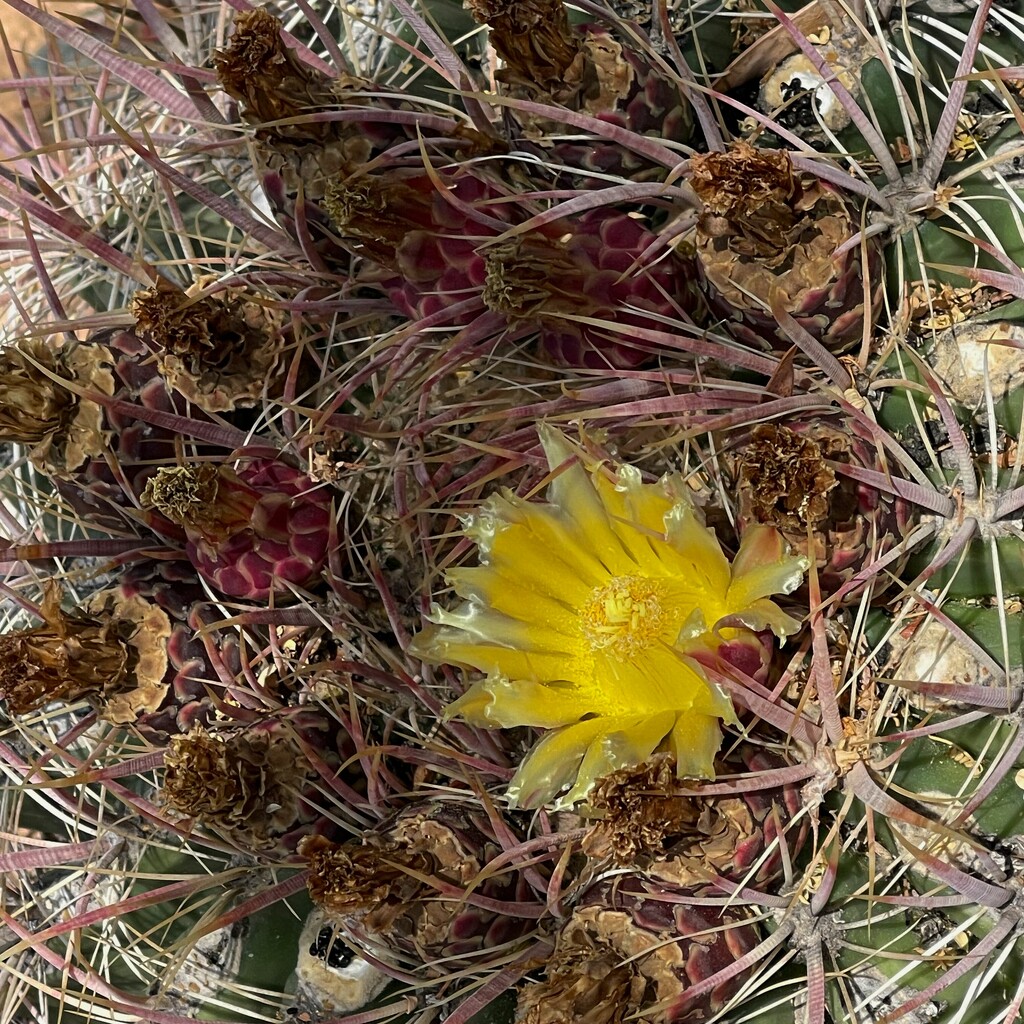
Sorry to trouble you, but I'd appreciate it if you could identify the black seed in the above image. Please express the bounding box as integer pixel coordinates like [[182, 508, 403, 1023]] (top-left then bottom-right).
[[311, 924, 356, 969]]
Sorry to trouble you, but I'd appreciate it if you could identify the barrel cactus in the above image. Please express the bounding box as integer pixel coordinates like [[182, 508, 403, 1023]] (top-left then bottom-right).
[[4, 2, 1024, 1024]]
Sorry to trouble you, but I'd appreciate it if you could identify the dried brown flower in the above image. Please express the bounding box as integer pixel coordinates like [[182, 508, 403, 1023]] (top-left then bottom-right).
[[585, 749, 807, 889], [583, 754, 697, 863], [465, 0, 581, 92], [301, 803, 539, 971], [482, 235, 576, 317], [691, 142, 798, 245], [0, 339, 76, 446], [0, 582, 145, 717], [517, 918, 647, 1024], [737, 423, 840, 532], [163, 722, 310, 851], [690, 141, 879, 352], [522, 876, 761, 1024], [300, 834, 424, 932], [212, 8, 339, 135], [132, 277, 287, 412], [0, 339, 113, 474], [140, 464, 260, 542], [80, 586, 173, 723]]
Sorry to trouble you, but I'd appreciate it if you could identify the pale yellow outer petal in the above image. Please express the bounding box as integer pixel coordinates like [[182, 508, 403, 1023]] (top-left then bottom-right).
[[430, 603, 575, 656], [670, 712, 723, 778], [409, 624, 576, 681], [445, 676, 597, 729], [506, 717, 609, 809], [538, 426, 637, 576], [719, 599, 805, 640], [665, 500, 732, 597], [445, 567, 579, 636], [557, 709, 679, 809], [728, 524, 809, 610]]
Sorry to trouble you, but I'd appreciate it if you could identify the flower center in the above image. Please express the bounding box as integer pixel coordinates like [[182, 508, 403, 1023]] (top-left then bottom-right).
[[580, 575, 668, 660]]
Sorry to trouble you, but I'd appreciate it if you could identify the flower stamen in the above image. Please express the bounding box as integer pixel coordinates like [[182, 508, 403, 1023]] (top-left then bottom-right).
[[580, 575, 667, 660]]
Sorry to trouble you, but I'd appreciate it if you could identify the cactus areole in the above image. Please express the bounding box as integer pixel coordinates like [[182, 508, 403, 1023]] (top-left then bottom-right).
[[410, 427, 807, 809]]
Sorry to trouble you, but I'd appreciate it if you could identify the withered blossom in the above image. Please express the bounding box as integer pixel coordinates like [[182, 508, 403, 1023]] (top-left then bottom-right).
[[132, 277, 288, 412]]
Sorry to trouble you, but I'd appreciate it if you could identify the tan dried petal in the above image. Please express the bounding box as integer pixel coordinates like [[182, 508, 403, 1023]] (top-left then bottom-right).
[[691, 142, 797, 228], [132, 277, 287, 413], [0, 339, 76, 446], [0, 339, 113, 475], [0, 582, 130, 715], [81, 589, 171, 723], [140, 464, 259, 542], [61, 344, 115, 473], [700, 193, 852, 314], [517, 939, 643, 1024], [164, 724, 307, 849], [466, 0, 581, 91], [213, 8, 338, 133], [583, 754, 698, 863], [737, 424, 841, 532], [519, 907, 679, 1024], [580, 34, 633, 118], [300, 834, 427, 931]]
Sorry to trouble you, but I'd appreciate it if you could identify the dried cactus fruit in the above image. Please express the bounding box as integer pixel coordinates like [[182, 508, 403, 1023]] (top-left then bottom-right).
[[689, 142, 882, 352], [131, 276, 289, 413], [213, 8, 486, 267], [163, 712, 344, 856], [583, 748, 807, 888], [140, 460, 333, 600], [518, 871, 760, 1023], [326, 168, 703, 368], [466, 0, 693, 180], [0, 337, 113, 477], [0, 581, 143, 718], [729, 421, 916, 596], [300, 800, 541, 974], [481, 207, 706, 369]]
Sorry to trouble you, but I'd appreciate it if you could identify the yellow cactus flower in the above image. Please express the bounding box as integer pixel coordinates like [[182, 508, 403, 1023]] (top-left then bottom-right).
[[410, 428, 807, 809]]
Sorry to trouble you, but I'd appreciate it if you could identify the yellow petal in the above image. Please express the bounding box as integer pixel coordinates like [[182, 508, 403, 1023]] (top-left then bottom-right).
[[412, 626, 576, 680], [487, 500, 610, 589], [446, 567, 579, 635], [539, 427, 636, 576], [592, 467, 675, 570], [472, 496, 596, 603], [670, 712, 723, 778], [506, 717, 609, 809], [558, 709, 678, 808], [665, 501, 732, 596], [430, 603, 575, 656], [444, 676, 596, 728], [727, 524, 808, 611]]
